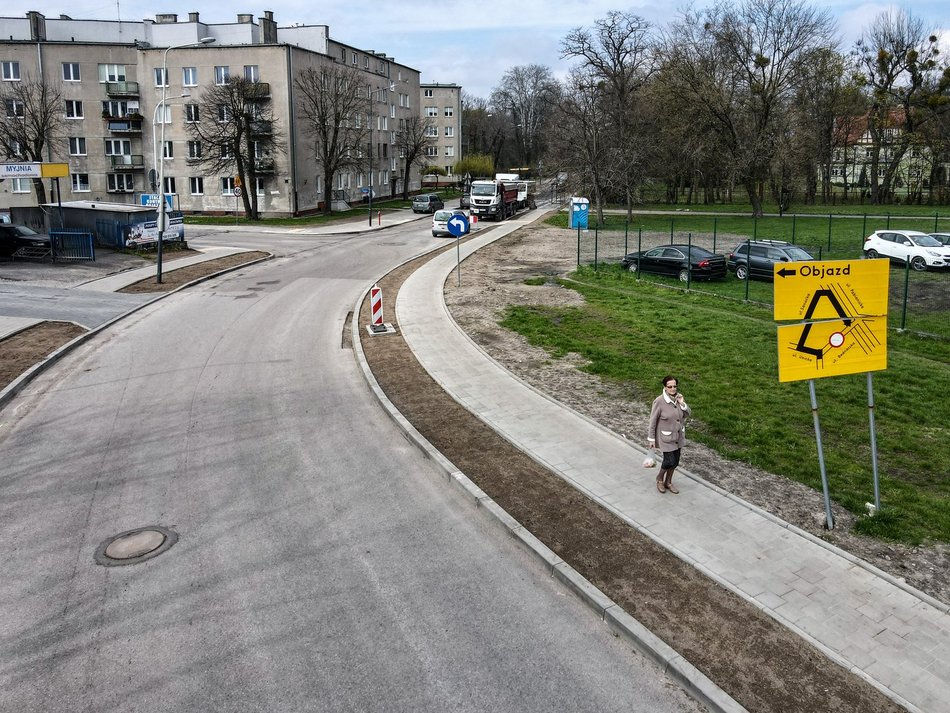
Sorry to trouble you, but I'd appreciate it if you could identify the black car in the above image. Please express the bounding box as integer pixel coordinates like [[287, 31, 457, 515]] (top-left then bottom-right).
[[0, 224, 52, 258], [727, 240, 814, 281], [621, 244, 728, 282]]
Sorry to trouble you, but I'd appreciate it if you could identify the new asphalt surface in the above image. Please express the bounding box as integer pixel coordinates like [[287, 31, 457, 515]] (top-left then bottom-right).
[[2, 207, 948, 713]]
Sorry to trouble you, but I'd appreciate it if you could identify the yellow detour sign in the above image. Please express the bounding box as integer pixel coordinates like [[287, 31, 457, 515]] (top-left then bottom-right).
[[773, 259, 889, 322], [777, 316, 888, 382], [40, 163, 69, 178]]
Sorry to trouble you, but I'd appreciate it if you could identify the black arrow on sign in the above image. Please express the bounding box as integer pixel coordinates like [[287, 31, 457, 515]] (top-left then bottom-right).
[[777, 267, 797, 278]]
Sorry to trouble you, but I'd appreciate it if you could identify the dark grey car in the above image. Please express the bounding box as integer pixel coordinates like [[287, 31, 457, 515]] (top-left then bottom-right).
[[0, 224, 52, 258], [412, 194, 444, 213], [728, 240, 814, 281]]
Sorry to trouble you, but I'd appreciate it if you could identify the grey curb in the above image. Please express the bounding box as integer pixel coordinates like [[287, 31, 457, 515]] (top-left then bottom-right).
[[0, 252, 273, 411], [350, 274, 749, 713]]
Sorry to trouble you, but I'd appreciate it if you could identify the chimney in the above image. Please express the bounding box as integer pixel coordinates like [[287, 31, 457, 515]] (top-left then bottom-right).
[[155, 13, 178, 24], [237, 13, 254, 24], [188, 12, 199, 22], [26, 11, 47, 41], [260, 10, 277, 43]]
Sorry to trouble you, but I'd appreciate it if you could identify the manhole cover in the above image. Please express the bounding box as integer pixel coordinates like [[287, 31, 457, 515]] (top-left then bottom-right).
[[94, 526, 178, 567]]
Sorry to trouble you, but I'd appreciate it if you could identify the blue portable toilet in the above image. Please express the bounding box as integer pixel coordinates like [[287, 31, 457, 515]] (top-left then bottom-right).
[[569, 197, 590, 229]]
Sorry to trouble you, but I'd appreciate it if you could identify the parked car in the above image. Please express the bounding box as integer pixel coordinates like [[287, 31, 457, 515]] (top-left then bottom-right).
[[412, 193, 444, 214], [621, 244, 728, 282], [863, 229, 950, 271], [0, 224, 52, 258], [432, 209, 469, 237], [929, 232, 950, 246], [728, 239, 815, 281]]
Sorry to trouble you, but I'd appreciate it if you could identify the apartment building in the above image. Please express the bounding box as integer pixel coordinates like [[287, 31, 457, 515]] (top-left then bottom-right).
[[0, 10, 423, 217], [420, 83, 462, 176]]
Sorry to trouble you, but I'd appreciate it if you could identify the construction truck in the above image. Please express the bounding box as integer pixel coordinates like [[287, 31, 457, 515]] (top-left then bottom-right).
[[470, 175, 532, 220]]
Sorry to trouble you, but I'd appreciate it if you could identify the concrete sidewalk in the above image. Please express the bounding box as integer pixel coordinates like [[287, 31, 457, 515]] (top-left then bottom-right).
[[393, 217, 950, 713]]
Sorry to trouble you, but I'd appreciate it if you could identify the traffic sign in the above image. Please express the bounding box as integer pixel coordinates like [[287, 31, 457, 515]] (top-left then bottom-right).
[[777, 316, 887, 382], [773, 259, 889, 322], [447, 213, 469, 237], [233, 186, 243, 197], [0, 162, 69, 178], [234, 175, 242, 187]]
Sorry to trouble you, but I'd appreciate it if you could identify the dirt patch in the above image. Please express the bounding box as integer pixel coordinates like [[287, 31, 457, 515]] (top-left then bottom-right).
[[358, 237, 905, 713], [0, 322, 87, 387], [117, 251, 269, 293]]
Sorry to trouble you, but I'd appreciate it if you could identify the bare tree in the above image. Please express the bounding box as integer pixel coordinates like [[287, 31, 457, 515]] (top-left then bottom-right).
[[562, 11, 655, 217], [662, 0, 836, 216], [852, 8, 944, 204], [394, 115, 435, 200], [490, 64, 558, 172], [0, 76, 63, 207], [185, 77, 281, 219], [294, 65, 370, 216], [547, 69, 615, 223]]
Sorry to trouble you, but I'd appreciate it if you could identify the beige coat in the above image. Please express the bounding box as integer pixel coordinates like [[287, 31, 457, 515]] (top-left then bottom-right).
[[648, 393, 690, 452]]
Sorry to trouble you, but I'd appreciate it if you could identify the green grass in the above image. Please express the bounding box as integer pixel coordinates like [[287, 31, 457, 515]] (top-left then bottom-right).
[[500, 264, 950, 546]]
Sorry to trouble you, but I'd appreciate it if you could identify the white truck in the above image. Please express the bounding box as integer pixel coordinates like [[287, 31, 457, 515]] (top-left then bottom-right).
[[469, 174, 531, 221]]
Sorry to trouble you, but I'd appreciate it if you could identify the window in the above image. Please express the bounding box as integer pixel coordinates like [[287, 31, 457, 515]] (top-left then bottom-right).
[[425, 106, 437, 117], [162, 176, 176, 194], [351, 52, 357, 65], [445, 146, 454, 157], [244, 65, 259, 82], [68, 137, 86, 155], [98, 64, 126, 82], [2, 61, 20, 81], [108, 174, 134, 192], [71, 173, 90, 192], [425, 126, 438, 137], [182, 67, 197, 87], [154, 67, 168, 87], [65, 100, 83, 119], [190, 176, 204, 195], [9, 139, 22, 157], [156, 105, 171, 124], [444, 107, 453, 117], [162, 141, 173, 159], [221, 145, 234, 159], [11, 177, 30, 193], [185, 103, 199, 122], [104, 139, 132, 155], [187, 141, 202, 159], [255, 177, 265, 196], [424, 89, 433, 97], [62, 63, 81, 81], [444, 126, 454, 137], [218, 105, 231, 122], [426, 146, 438, 157], [4, 99, 24, 118], [340, 48, 345, 61], [221, 176, 235, 195], [214, 66, 230, 85], [102, 100, 129, 118]]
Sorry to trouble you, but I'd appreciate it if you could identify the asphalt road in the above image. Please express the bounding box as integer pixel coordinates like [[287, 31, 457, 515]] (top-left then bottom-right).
[[0, 222, 702, 712]]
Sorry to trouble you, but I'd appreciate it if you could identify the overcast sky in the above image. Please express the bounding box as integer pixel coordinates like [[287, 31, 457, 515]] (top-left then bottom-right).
[[15, 1, 950, 97]]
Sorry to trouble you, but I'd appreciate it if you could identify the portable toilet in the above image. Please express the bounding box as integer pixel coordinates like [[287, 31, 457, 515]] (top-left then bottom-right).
[[569, 197, 590, 229]]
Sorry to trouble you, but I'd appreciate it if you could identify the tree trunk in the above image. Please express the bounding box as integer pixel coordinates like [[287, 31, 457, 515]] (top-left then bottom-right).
[[743, 178, 763, 217]]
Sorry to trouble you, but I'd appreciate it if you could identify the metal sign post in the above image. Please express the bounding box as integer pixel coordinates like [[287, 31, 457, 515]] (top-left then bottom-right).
[[447, 213, 470, 287], [808, 380, 835, 530]]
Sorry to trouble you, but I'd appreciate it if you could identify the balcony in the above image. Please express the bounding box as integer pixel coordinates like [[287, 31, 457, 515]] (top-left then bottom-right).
[[249, 120, 272, 136], [110, 154, 144, 170], [105, 81, 140, 97], [254, 158, 275, 173], [106, 118, 143, 134], [244, 82, 271, 100]]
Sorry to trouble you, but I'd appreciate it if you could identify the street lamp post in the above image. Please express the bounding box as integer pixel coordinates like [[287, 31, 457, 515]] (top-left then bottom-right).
[[155, 36, 215, 283], [366, 82, 394, 227]]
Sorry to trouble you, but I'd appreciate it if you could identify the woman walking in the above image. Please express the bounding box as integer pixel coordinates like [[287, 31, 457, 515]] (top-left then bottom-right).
[[648, 375, 691, 494]]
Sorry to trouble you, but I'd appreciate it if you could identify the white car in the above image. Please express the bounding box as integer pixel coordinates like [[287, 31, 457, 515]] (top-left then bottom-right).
[[862, 229, 950, 271], [432, 209, 469, 238]]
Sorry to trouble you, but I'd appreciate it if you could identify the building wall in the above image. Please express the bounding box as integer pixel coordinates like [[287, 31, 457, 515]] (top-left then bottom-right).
[[420, 83, 462, 176], [1, 10, 427, 217]]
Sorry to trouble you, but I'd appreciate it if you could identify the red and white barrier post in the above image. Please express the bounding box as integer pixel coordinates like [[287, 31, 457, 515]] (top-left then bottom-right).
[[369, 284, 387, 333]]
